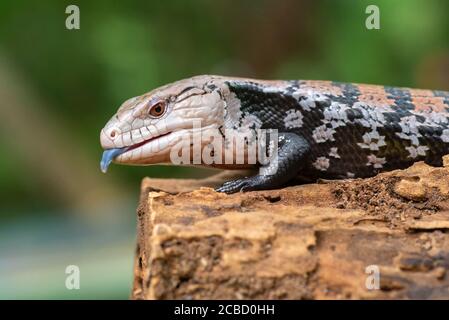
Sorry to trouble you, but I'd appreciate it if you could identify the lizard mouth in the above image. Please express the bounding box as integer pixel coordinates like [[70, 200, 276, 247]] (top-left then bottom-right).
[[100, 131, 172, 173]]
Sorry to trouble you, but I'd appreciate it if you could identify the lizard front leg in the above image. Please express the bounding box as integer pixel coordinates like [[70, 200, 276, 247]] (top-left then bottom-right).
[[215, 132, 310, 194]]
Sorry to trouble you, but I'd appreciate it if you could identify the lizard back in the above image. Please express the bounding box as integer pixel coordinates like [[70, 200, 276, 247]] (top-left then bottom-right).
[[225, 79, 449, 179]]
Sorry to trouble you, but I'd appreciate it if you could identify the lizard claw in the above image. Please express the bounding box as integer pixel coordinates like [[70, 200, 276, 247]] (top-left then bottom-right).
[[215, 178, 257, 194]]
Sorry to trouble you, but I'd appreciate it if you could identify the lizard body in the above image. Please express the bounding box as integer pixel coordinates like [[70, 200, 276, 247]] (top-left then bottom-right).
[[100, 75, 449, 193]]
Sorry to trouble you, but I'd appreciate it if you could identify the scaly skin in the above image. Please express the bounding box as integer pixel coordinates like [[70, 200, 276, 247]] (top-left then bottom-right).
[[100, 75, 449, 194]]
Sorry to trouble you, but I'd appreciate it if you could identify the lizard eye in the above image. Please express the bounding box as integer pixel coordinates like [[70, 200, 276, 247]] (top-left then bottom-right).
[[148, 100, 167, 118]]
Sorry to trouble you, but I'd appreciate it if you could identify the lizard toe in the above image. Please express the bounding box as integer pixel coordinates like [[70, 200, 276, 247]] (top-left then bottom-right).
[[215, 179, 250, 194]]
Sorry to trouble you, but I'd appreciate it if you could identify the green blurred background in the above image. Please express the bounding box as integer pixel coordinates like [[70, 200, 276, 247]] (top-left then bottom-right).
[[0, 0, 448, 299]]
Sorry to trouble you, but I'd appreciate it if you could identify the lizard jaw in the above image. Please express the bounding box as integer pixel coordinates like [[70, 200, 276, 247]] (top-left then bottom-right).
[[100, 131, 172, 173]]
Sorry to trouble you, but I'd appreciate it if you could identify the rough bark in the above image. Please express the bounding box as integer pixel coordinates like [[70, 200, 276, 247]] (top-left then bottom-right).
[[132, 159, 449, 300]]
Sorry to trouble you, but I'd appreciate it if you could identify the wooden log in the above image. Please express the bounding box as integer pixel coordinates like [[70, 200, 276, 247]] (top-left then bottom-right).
[[132, 160, 449, 300]]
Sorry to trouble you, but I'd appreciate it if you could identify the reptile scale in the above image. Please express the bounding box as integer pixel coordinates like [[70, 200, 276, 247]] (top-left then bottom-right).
[[100, 75, 449, 194]]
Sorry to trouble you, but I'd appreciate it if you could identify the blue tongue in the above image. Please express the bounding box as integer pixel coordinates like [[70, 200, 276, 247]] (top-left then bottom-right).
[[100, 148, 127, 173]]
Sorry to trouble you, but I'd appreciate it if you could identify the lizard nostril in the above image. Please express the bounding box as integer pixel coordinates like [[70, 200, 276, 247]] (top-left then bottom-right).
[[107, 128, 120, 140]]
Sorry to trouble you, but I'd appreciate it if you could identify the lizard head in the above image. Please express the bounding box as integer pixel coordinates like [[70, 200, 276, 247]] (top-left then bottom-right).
[[100, 75, 228, 172]]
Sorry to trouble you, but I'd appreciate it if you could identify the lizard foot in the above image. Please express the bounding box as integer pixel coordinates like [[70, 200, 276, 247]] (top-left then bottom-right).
[[216, 133, 310, 194], [215, 177, 261, 194]]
